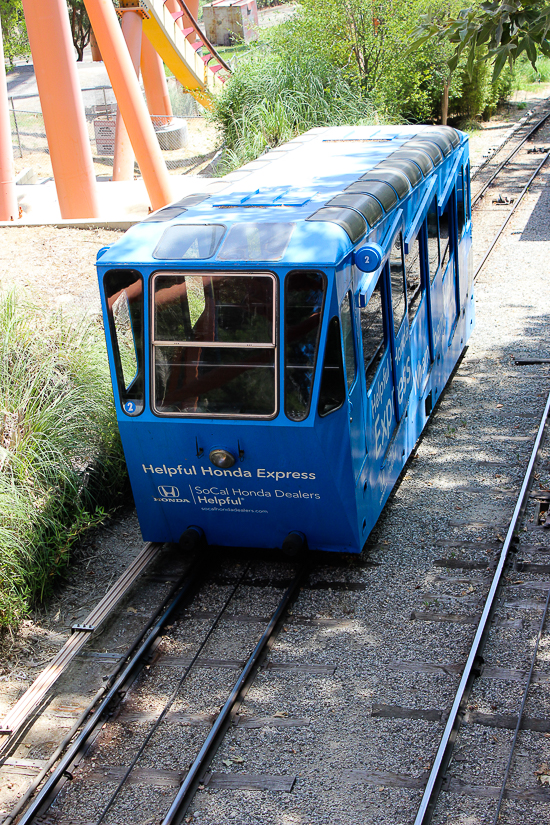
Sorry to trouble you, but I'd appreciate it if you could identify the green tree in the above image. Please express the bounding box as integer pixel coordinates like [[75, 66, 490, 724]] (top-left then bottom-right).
[[411, 0, 550, 81], [0, 0, 29, 65], [67, 0, 91, 62]]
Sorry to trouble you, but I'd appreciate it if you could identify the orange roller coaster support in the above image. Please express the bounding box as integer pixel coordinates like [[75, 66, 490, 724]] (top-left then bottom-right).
[[0, 16, 18, 221], [113, 9, 143, 182], [21, 0, 100, 219], [83, 0, 173, 211], [141, 33, 173, 121]]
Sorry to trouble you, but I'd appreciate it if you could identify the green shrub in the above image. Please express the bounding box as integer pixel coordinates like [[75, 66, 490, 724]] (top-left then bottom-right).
[[0, 292, 127, 627], [212, 49, 376, 174]]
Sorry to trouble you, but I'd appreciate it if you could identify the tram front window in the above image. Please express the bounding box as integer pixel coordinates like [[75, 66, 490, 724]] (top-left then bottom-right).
[[152, 272, 276, 417]]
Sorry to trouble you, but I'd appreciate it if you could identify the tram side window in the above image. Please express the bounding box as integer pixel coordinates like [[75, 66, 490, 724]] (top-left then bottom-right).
[[318, 317, 346, 417], [340, 292, 356, 390], [152, 273, 276, 417], [104, 269, 144, 416], [440, 198, 451, 273], [405, 236, 422, 323], [465, 163, 471, 220], [427, 197, 440, 283], [285, 271, 325, 421], [457, 167, 466, 236], [361, 280, 384, 392], [390, 232, 406, 332]]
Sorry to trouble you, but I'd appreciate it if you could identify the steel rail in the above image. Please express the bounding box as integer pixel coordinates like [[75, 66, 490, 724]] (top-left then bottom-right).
[[471, 109, 550, 204], [0, 541, 162, 752], [413, 386, 550, 825], [162, 563, 309, 825], [14, 560, 205, 825], [473, 149, 550, 281], [1, 560, 200, 825], [491, 586, 550, 823], [95, 562, 252, 824]]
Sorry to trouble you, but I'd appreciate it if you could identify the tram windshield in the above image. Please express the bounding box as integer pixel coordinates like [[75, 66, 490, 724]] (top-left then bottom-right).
[[152, 272, 276, 417]]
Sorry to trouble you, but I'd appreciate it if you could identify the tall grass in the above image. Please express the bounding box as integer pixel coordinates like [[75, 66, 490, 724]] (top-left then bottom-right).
[[211, 51, 377, 174], [511, 55, 550, 92], [0, 292, 127, 627]]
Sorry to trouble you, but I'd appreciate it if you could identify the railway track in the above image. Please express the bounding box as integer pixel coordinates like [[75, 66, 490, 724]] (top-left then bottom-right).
[[2, 108, 550, 825]]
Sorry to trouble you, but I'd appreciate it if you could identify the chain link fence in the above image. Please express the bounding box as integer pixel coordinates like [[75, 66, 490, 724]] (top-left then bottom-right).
[[9, 78, 220, 178]]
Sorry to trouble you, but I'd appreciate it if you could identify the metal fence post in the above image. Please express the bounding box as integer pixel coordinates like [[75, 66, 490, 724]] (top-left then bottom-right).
[[10, 98, 23, 158]]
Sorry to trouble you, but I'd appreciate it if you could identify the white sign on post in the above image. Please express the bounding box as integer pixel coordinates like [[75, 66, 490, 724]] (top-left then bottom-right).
[[94, 120, 116, 156]]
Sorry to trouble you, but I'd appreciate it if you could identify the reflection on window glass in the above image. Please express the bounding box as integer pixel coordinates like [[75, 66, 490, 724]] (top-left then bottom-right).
[[154, 274, 274, 344], [104, 270, 144, 415], [390, 232, 406, 332], [361, 280, 384, 391], [440, 197, 451, 273], [427, 197, 440, 282], [457, 167, 465, 235], [152, 272, 276, 417], [284, 271, 325, 421], [112, 291, 138, 389], [154, 346, 275, 416], [340, 292, 356, 390], [153, 224, 225, 260], [318, 317, 346, 417], [405, 236, 423, 323], [218, 222, 294, 262]]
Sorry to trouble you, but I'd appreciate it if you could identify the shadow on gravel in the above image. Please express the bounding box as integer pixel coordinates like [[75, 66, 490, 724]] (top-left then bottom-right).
[[520, 180, 550, 242]]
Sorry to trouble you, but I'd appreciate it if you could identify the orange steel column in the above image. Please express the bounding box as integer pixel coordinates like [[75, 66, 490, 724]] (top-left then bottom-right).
[[0, 16, 18, 221], [112, 9, 142, 181], [141, 34, 173, 121], [21, 0, 100, 218], [83, 0, 172, 211]]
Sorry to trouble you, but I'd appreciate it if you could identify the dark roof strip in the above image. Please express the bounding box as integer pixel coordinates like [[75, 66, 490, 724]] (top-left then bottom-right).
[[142, 193, 212, 223], [306, 207, 367, 243], [345, 180, 398, 212], [326, 192, 383, 227]]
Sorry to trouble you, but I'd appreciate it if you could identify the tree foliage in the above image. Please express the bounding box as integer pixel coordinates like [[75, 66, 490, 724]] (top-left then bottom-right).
[[0, 0, 29, 65], [411, 0, 550, 81]]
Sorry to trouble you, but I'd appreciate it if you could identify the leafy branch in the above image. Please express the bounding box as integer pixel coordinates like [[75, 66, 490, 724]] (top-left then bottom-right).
[[410, 0, 550, 81]]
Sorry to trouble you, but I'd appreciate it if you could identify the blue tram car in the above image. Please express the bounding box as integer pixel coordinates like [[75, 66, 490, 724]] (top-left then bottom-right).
[[96, 124, 473, 554]]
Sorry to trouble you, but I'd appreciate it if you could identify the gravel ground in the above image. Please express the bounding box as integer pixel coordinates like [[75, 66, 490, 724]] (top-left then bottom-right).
[[2, 94, 550, 824]]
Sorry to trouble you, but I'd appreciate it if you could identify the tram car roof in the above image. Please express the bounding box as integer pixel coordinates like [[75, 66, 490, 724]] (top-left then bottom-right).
[[98, 124, 465, 269]]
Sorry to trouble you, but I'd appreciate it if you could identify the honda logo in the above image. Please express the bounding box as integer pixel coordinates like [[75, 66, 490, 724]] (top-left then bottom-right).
[[158, 485, 179, 498]]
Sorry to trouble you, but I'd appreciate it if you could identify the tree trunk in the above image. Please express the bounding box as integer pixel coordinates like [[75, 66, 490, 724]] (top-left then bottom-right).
[[441, 78, 450, 125]]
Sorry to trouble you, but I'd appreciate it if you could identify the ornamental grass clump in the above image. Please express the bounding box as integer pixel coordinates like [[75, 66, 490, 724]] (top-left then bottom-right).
[[212, 51, 377, 174], [0, 292, 127, 628]]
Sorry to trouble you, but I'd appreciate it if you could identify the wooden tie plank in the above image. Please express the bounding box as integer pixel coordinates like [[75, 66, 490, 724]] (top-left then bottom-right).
[[204, 772, 296, 792]]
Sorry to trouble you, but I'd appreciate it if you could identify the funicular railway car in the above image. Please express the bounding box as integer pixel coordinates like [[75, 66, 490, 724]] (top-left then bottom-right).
[[97, 124, 473, 554]]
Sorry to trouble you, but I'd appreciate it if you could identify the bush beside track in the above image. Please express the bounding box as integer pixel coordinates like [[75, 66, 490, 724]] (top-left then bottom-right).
[[0, 292, 127, 628]]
